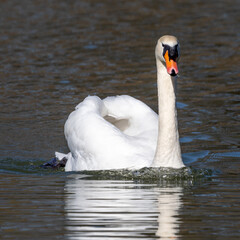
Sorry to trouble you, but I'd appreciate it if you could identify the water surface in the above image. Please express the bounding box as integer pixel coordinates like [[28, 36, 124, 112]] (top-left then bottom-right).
[[0, 0, 239, 239]]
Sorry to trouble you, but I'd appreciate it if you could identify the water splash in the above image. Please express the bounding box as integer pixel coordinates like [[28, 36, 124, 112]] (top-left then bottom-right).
[[1, 157, 213, 183], [76, 166, 213, 182]]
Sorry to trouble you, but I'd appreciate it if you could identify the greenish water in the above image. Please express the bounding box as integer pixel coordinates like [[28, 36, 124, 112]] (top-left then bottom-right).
[[70, 167, 213, 182]]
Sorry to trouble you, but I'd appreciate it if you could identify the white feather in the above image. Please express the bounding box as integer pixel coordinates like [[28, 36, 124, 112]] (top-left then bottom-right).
[[56, 35, 186, 171], [62, 95, 158, 171]]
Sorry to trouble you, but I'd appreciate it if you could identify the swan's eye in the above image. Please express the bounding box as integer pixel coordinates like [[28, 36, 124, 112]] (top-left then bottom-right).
[[162, 43, 165, 48]]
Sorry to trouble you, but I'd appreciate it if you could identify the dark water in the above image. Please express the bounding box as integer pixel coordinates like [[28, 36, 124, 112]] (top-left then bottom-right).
[[0, 0, 240, 239]]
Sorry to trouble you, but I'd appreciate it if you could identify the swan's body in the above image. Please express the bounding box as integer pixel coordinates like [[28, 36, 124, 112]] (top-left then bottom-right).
[[56, 35, 185, 171], [62, 95, 158, 171]]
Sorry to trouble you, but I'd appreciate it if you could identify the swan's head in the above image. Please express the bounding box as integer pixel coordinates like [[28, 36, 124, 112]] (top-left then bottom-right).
[[155, 35, 180, 76]]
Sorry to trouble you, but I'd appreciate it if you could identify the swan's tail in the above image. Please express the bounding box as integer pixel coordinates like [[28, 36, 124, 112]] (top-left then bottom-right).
[[55, 151, 69, 161]]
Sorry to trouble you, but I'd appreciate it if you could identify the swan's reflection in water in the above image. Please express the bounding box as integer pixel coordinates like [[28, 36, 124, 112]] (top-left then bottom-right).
[[65, 175, 182, 239], [156, 188, 182, 239]]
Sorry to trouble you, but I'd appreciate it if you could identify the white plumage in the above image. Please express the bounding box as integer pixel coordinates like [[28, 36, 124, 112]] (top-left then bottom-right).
[[60, 95, 158, 171], [55, 35, 185, 171]]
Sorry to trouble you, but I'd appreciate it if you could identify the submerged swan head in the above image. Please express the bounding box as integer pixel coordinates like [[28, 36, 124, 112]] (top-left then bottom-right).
[[155, 35, 180, 76]]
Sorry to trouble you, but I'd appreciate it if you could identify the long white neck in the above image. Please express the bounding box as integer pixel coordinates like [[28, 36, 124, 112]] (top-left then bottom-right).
[[151, 58, 185, 168]]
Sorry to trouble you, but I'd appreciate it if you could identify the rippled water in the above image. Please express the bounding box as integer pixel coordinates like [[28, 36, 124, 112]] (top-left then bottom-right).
[[0, 0, 239, 239]]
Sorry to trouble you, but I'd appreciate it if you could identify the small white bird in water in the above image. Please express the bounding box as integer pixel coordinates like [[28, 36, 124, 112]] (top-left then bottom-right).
[[55, 35, 185, 171]]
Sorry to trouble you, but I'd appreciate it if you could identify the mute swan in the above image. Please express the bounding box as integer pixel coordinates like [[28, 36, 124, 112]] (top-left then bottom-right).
[[55, 35, 185, 171]]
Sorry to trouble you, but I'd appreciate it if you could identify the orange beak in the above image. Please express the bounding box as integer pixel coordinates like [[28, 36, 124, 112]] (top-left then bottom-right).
[[164, 50, 178, 76]]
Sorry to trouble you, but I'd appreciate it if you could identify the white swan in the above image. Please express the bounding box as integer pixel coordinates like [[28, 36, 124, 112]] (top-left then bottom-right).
[[56, 35, 185, 171]]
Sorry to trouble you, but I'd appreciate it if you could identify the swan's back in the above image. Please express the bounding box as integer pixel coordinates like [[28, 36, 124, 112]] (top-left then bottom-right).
[[103, 95, 158, 136], [64, 95, 158, 171]]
